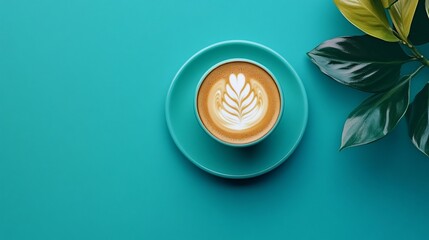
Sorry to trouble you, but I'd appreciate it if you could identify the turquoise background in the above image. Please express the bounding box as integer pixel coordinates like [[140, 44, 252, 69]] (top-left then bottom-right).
[[1, 0, 429, 239]]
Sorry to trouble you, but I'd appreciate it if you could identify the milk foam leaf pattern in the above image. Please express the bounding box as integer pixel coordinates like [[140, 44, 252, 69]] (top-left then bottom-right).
[[307, 35, 412, 92], [217, 73, 264, 130], [389, 0, 419, 39], [407, 83, 429, 157], [340, 78, 410, 150], [334, 0, 399, 42], [408, 0, 429, 45]]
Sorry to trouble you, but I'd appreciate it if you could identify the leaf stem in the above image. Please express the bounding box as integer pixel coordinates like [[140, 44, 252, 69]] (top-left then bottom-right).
[[395, 65, 425, 90], [392, 30, 429, 67], [408, 44, 429, 67], [409, 65, 426, 80]]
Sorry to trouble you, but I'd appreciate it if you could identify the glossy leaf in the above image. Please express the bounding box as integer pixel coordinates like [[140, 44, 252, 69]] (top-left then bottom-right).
[[381, 0, 398, 8], [340, 78, 410, 150], [409, 0, 429, 45], [308, 35, 411, 92], [407, 83, 429, 157], [334, 0, 399, 42], [389, 0, 419, 39], [426, 0, 429, 18]]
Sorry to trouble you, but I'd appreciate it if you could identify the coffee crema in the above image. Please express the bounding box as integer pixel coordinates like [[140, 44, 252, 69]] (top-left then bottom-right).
[[197, 61, 282, 145]]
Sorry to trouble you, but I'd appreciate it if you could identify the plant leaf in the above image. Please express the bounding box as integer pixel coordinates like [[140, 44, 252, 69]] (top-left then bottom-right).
[[407, 83, 429, 157], [409, 0, 429, 45], [389, 0, 419, 39], [308, 35, 412, 92], [334, 0, 399, 42], [340, 78, 411, 150], [381, 0, 398, 8], [426, 0, 429, 18]]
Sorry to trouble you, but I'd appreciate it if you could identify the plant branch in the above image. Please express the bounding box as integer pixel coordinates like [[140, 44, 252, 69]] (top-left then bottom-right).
[[397, 65, 426, 85], [408, 44, 429, 67], [392, 30, 429, 67], [409, 64, 426, 80]]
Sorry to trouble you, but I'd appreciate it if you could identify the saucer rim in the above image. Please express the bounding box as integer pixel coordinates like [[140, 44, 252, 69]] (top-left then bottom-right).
[[165, 40, 308, 179]]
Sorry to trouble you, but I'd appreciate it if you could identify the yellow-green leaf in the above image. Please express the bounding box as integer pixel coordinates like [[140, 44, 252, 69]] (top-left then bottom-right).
[[426, 0, 429, 18], [334, 0, 399, 42], [381, 0, 398, 8], [409, 0, 429, 45], [389, 0, 419, 39]]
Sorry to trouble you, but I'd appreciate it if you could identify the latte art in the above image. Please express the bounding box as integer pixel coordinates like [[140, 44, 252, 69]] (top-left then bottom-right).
[[215, 73, 265, 130], [197, 61, 281, 145]]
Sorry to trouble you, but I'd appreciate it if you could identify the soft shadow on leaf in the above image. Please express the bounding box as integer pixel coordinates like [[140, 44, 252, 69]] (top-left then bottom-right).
[[407, 83, 429, 157], [307, 35, 412, 92], [409, 0, 429, 45], [341, 79, 410, 150], [381, 0, 398, 8], [334, 0, 398, 42], [389, 0, 419, 39]]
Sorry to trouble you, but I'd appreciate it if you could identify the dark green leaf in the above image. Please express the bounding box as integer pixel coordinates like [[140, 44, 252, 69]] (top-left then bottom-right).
[[409, 0, 429, 45], [389, 0, 419, 39], [334, 0, 398, 42], [407, 83, 429, 157], [308, 35, 412, 92], [341, 78, 410, 150]]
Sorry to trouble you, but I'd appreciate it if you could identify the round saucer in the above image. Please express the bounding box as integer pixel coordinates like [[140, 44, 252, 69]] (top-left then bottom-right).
[[166, 40, 308, 179]]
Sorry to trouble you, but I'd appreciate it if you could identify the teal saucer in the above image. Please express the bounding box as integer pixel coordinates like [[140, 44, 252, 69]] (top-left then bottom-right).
[[165, 40, 308, 179]]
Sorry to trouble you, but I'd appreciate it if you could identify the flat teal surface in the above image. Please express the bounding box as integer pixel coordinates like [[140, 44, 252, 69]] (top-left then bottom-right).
[[1, 0, 429, 239]]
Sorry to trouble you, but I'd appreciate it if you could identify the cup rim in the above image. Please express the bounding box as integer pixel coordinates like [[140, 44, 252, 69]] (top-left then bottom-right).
[[194, 58, 284, 147]]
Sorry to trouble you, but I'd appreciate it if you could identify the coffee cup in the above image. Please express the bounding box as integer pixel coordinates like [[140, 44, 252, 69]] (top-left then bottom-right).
[[195, 59, 283, 147]]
